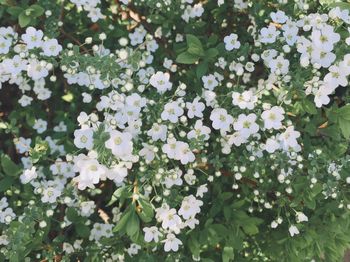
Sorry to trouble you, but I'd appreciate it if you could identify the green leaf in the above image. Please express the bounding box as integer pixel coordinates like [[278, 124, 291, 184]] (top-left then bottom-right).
[[126, 210, 140, 237], [303, 99, 317, 115], [196, 61, 208, 78], [1, 155, 21, 177], [186, 34, 204, 56], [18, 12, 31, 27], [7, 6, 23, 17], [27, 4, 44, 17], [242, 223, 259, 235], [75, 223, 90, 238], [176, 52, 199, 64], [66, 207, 80, 223], [113, 207, 132, 233], [0, 176, 14, 192], [137, 198, 154, 223], [328, 2, 350, 10], [205, 48, 219, 59], [107, 186, 131, 207], [222, 246, 234, 262]]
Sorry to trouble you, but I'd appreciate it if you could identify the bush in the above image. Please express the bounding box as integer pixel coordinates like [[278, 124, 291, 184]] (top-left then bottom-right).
[[0, 0, 350, 261]]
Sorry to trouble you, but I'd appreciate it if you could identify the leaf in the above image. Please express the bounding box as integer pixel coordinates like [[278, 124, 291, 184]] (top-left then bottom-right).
[[62, 92, 74, 102], [18, 12, 31, 28], [176, 52, 199, 64], [27, 4, 44, 17], [222, 246, 234, 262], [242, 223, 259, 235], [126, 210, 140, 237], [137, 198, 154, 223], [0, 176, 14, 192], [113, 207, 132, 233], [205, 48, 219, 59], [1, 155, 21, 177], [303, 99, 317, 115], [66, 207, 80, 223], [75, 223, 90, 238], [328, 2, 350, 10], [186, 34, 204, 56], [107, 186, 131, 207], [7, 6, 23, 17], [196, 61, 208, 78]]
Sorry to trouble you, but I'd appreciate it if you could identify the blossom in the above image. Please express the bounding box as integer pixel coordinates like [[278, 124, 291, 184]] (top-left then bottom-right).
[[161, 101, 184, 123], [178, 195, 203, 219], [186, 97, 205, 118], [105, 131, 133, 160], [271, 10, 288, 24], [261, 106, 285, 130], [260, 25, 280, 43], [210, 108, 233, 132], [202, 74, 219, 90], [224, 33, 241, 51], [74, 128, 94, 150], [20, 167, 38, 184], [231, 90, 257, 110], [289, 225, 300, 237], [233, 113, 259, 138], [143, 226, 162, 242], [147, 123, 167, 141], [296, 212, 308, 223], [150, 71, 172, 94], [21, 27, 43, 49], [163, 233, 182, 252], [42, 39, 62, 56]]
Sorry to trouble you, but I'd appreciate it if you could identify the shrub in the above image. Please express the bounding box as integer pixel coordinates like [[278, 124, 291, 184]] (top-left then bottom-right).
[[0, 0, 350, 261]]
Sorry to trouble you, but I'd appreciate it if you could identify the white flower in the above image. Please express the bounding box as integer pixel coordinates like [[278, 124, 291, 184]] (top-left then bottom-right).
[[270, 10, 288, 24], [178, 195, 203, 219], [160, 208, 182, 231], [278, 126, 301, 152], [264, 138, 280, 153], [314, 84, 332, 108], [187, 120, 211, 140], [20, 167, 38, 184], [224, 33, 241, 51], [233, 113, 259, 138], [139, 143, 156, 163], [105, 131, 133, 160], [106, 164, 128, 183], [260, 25, 280, 44], [161, 101, 184, 123], [21, 27, 43, 49], [150, 71, 172, 94], [41, 186, 61, 203], [202, 74, 219, 90], [27, 59, 49, 80], [231, 90, 257, 110], [74, 128, 94, 150], [296, 212, 308, 223], [147, 123, 167, 141], [73, 155, 106, 190], [324, 64, 348, 89], [186, 97, 205, 118], [143, 226, 162, 243], [261, 106, 285, 130], [210, 108, 233, 132], [163, 233, 182, 252], [42, 39, 62, 56], [269, 55, 289, 75], [33, 119, 48, 134], [289, 225, 300, 237]]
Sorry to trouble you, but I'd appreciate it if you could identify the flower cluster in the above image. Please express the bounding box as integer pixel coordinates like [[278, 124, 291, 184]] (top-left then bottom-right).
[[1, 0, 350, 261]]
